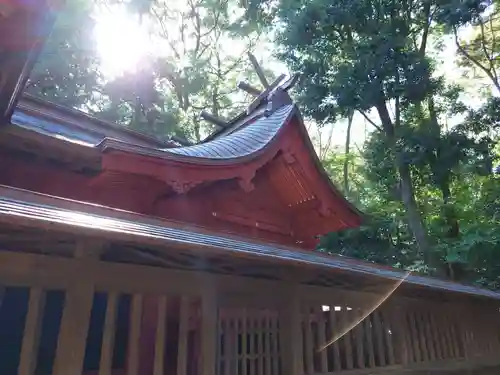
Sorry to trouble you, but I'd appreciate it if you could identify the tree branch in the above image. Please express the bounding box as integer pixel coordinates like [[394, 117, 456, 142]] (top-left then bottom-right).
[[454, 26, 500, 93], [358, 110, 383, 132]]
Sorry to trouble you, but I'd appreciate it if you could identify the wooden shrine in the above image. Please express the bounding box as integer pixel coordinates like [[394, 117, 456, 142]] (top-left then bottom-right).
[[0, 1, 499, 375]]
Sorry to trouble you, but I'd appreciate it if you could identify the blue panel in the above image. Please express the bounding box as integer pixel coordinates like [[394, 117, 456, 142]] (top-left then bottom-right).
[[11, 110, 102, 146]]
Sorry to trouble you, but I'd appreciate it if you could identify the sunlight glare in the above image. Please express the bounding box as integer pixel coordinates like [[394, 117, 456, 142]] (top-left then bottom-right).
[[93, 7, 152, 78]]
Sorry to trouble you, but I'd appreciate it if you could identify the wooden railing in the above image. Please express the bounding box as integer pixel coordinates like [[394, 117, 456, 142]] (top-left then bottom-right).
[[0, 248, 499, 375]]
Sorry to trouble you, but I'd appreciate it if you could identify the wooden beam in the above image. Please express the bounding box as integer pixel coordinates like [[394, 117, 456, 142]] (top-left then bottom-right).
[[170, 135, 192, 146], [248, 52, 270, 88], [200, 110, 228, 128], [237, 81, 262, 96]]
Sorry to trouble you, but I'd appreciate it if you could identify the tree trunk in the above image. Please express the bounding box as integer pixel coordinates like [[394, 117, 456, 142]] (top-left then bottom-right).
[[343, 111, 353, 194], [375, 100, 433, 265], [398, 163, 433, 263]]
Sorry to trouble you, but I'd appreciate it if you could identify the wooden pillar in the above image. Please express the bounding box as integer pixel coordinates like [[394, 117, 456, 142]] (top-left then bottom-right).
[[389, 303, 410, 365], [139, 296, 160, 375], [18, 287, 45, 375], [280, 284, 303, 375], [201, 276, 217, 375], [52, 242, 100, 375]]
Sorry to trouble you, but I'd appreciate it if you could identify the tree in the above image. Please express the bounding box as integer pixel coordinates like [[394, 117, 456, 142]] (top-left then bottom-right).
[[454, 5, 500, 94], [25, 0, 102, 110], [26, 0, 269, 142], [96, 0, 266, 141], [248, 0, 439, 263], [243, 0, 500, 275]]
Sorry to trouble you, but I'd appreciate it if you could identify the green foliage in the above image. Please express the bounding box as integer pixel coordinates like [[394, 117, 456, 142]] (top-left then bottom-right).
[[28, 0, 265, 141], [26, 0, 102, 109], [24, 0, 500, 289], [248, 0, 500, 287]]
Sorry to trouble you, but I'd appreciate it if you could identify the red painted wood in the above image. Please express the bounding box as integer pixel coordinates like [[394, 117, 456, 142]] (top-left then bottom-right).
[[1, 115, 361, 248]]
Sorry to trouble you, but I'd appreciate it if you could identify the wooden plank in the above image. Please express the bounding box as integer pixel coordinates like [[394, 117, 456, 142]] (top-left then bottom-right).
[[259, 314, 266, 375], [153, 295, 168, 375], [237, 314, 243, 375], [18, 287, 45, 375], [271, 314, 279, 375], [249, 315, 256, 375], [340, 308, 354, 370], [446, 311, 461, 358], [316, 307, 328, 373], [354, 308, 365, 369], [304, 307, 315, 374], [415, 311, 429, 362], [201, 282, 217, 375], [390, 305, 410, 365], [364, 314, 376, 368], [328, 309, 341, 372], [99, 292, 118, 375], [428, 311, 443, 361], [216, 314, 223, 375], [177, 296, 190, 375], [436, 311, 451, 359], [279, 287, 303, 375], [0, 250, 290, 298], [421, 309, 436, 362], [242, 309, 248, 375], [53, 284, 95, 375], [407, 310, 421, 362], [381, 307, 395, 365], [441, 312, 455, 358], [127, 294, 143, 375], [373, 310, 386, 367], [265, 312, 273, 375]]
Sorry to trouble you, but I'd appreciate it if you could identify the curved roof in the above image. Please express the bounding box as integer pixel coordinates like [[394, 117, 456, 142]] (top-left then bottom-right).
[[164, 105, 295, 159]]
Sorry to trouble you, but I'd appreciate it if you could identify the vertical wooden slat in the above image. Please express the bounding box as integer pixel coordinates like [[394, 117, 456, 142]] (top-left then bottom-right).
[[99, 292, 118, 375], [415, 311, 429, 362], [153, 295, 168, 375], [53, 283, 95, 375], [436, 312, 451, 359], [258, 315, 265, 375], [223, 315, 230, 375], [271, 314, 279, 375], [407, 311, 421, 362], [265, 312, 273, 375], [304, 308, 314, 374], [18, 287, 45, 375], [446, 311, 460, 358], [340, 308, 354, 370], [127, 294, 143, 375], [421, 310, 436, 362], [216, 315, 221, 375], [249, 315, 256, 375], [177, 296, 190, 375], [234, 315, 240, 375], [316, 307, 328, 373], [373, 311, 386, 367], [328, 308, 341, 372], [354, 308, 365, 369], [428, 311, 443, 360], [279, 287, 303, 375], [242, 310, 248, 375], [441, 313, 455, 358], [391, 305, 410, 365], [364, 315, 376, 368], [382, 308, 395, 365]]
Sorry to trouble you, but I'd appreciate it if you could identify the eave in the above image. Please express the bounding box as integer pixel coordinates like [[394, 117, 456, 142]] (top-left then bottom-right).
[[0, 184, 498, 302]]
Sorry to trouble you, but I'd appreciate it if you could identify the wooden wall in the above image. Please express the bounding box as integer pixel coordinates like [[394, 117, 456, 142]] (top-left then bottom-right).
[[0, 246, 498, 375]]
